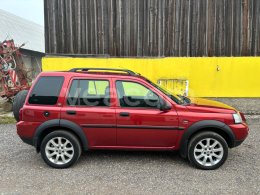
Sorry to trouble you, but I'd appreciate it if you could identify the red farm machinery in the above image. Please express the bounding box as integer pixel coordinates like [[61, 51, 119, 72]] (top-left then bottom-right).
[[0, 40, 31, 112]]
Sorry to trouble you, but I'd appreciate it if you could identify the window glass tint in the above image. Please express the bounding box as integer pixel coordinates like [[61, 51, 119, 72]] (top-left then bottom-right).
[[28, 76, 64, 105], [116, 81, 159, 108], [67, 80, 110, 106], [87, 80, 107, 95], [66, 80, 78, 106], [122, 82, 149, 96]]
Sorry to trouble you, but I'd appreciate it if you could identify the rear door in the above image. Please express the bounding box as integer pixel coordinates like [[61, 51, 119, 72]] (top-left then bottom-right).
[[60, 78, 116, 148]]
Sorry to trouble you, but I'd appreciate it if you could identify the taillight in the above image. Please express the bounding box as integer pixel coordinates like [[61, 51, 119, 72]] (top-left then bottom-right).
[[19, 108, 23, 121]]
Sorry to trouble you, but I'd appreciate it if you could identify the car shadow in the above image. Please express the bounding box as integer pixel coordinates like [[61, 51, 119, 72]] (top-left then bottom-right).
[[76, 150, 189, 167]]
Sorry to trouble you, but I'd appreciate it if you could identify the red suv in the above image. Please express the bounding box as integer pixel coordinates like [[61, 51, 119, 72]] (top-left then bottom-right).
[[16, 68, 249, 170]]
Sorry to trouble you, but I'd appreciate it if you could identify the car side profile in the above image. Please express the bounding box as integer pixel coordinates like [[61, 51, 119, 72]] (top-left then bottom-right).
[[15, 68, 249, 170]]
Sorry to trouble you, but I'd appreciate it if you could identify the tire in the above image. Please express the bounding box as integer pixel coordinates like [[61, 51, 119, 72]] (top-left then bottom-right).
[[13, 90, 28, 121], [40, 130, 82, 169], [187, 131, 228, 170]]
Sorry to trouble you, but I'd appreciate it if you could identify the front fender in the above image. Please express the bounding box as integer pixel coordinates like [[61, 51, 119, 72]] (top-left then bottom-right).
[[179, 120, 235, 158]]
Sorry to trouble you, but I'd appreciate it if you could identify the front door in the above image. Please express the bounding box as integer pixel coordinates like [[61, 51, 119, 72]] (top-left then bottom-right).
[[115, 79, 179, 148], [60, 78, 116, 148]]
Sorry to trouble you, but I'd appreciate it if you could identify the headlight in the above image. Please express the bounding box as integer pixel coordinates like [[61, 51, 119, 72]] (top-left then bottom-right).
[[233, 113, 242, 124]]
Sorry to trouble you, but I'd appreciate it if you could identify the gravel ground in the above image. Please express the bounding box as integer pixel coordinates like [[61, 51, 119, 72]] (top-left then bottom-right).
[[0, 118, 259, 194]]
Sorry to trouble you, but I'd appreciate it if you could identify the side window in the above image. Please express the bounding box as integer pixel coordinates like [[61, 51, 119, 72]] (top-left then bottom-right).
[[67, 79, 110, 107], [28, 76, 64, 105], [116, 81, 159, 108], [87, 80, 107, 95]]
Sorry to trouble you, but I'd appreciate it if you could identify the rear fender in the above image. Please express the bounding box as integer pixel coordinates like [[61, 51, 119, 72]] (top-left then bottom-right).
[[34, 119, 88, 152]]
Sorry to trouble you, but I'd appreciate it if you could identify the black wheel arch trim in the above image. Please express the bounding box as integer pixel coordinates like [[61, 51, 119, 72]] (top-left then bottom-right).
[[179, 120, 236, 158], [33, 119, 88, 152]]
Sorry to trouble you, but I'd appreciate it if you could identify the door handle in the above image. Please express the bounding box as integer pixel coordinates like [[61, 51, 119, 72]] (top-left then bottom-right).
[[66, 110, 77, 115], [119, 112, 130, 117]]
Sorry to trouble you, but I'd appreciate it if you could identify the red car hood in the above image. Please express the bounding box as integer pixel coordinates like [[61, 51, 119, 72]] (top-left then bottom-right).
[[186, 97, 237, 114]]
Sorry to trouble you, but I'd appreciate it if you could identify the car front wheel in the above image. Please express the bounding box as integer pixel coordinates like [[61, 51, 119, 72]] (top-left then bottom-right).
[[188, 131, 228, 170], [40, 131, 82, 168]]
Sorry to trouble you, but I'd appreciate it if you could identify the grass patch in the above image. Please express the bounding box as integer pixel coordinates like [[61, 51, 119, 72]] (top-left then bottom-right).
[[0, 116, 16, 124]]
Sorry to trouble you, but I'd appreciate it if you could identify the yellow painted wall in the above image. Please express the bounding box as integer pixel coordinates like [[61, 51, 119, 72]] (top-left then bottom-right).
[[42, 57, 260, 97]]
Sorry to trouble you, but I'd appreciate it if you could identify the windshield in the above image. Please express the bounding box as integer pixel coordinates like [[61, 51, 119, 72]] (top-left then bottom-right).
[[144, 78, 186, 105]]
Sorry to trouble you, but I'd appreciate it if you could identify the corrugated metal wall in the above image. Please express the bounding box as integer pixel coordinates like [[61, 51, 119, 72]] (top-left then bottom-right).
[[44, 0, 260, 57]]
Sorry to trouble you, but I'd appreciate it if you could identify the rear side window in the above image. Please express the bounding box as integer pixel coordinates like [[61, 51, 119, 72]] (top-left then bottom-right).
[[28, 76, 64, 105], [67, 79, 110, 106]]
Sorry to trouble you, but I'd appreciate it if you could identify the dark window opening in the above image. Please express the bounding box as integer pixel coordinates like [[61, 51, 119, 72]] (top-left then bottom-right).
[[28, 76, 64, 105]]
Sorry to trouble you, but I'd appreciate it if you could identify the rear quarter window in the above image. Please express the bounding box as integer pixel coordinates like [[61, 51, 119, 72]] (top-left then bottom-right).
[[28, 76, 64, 105]]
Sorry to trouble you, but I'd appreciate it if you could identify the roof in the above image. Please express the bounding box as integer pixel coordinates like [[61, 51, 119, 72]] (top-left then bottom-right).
[[68, 68, 137, 76], [39, 70, 142, 80], [0, 9, 44, 53]]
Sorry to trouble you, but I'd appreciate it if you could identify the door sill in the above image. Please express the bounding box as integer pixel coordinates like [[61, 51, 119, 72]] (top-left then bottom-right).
[[89, 146, 176, 151]]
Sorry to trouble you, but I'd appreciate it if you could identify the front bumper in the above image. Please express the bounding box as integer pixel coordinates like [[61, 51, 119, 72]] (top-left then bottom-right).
[[229, 122, 249, 148], [233, 139, 245, 147]]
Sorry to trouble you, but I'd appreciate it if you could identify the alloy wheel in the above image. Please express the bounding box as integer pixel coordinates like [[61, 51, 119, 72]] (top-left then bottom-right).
[[193, 138, 224, 167], [45, 137, 74, 165]]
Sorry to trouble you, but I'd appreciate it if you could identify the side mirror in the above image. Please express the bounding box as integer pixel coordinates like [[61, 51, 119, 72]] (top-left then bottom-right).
[[159, 98, 172, 111]]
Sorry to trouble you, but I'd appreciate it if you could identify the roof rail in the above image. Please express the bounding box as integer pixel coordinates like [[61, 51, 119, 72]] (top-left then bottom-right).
[[69, 68, 137, 76]]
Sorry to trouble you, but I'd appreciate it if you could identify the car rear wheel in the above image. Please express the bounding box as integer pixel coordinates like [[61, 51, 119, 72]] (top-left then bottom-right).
[[188, 131, 228, 170], [40, 131, 82, 168]]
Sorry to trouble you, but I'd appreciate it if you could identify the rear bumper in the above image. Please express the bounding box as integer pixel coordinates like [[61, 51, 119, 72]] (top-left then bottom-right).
[[16, 120, 35, 146], [19, 136, 34, 146]]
